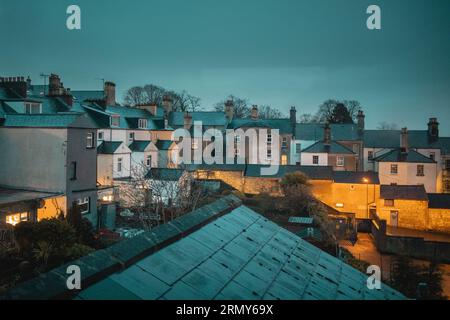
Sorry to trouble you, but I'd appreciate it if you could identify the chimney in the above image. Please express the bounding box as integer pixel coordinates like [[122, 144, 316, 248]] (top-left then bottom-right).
[[0, 76, 27, 98], [136, 103, 158, 116], [290, 106, 297, 125], [324, 122, 331, 145], [163, 95, 173, 115], [48, 74, 63, 96], [184, 112, 193, 130], [225, 100, 234, 122], [427, 118, 439, 142], [104, 81, 116, 106], [62, 88, 73, 107], [357, 110, 365, 134], [251, 105, 258, 120], [400, 127, 409, 153]]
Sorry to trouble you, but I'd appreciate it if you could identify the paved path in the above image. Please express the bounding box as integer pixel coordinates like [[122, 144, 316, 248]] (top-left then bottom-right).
[[340, 233, 450, 299]]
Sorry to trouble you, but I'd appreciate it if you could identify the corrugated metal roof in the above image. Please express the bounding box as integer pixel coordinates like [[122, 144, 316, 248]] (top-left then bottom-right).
[[74, 204, 405, 300]]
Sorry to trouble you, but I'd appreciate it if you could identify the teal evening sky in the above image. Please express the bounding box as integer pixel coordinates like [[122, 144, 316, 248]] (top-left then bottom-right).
[[0, 0, 449, 133]]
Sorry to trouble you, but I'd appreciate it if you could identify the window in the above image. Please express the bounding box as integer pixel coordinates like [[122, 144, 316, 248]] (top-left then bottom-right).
[[313, 155, 319, 165], [6, 212, 28, 226], [296, 143, 301, 154], [267, 148, 272, 160], [128, 132, 135, 143], [70, 161, 77, 180], [110, 115, 120, 127], [390, 164, 398, 174], [267, 133, 272, 145], [138, 119, 147, 129], [146, 155, 152, 167], [368, 151, 374, 160], [282, 137, 287, 149], [86, 132, 94, 148], [24, 102, 41, 114], [77, 197, 90, 214], [335, 203, 344, 208], [281, 155, 288, 165], [417, 165, 424, 176], [117, 158, 123, 172], [384, 199, 394, 207], [430, 152, 435, 161], [337, 156, 345, 167], [98, 131, 104, 142]]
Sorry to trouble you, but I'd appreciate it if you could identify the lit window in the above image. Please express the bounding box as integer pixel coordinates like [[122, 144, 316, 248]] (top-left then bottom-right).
[[24, 102, 41, 114], [6, 212, 29, 226], [335, 203, 344, 208], [129, 132, 135, 143], [138, 119, 148, 129], [146, 155, 152, 167], [313, 155, 319, 165], [417, 165, 424, 177], [117, 158, 123, 172], [77, 197, 90, 214], [337, 156, 345, 167], [86, 132, 94, 148], [110, 115, 120, 127], [384, 199, 394, 207], [390, 164, 398, 174], [98, 131, 104, 141], [281, 155, 288, 165]]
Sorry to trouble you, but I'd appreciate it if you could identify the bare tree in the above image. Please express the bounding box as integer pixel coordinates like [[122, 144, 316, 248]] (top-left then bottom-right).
[[143, 84, 166, 105], [214, 95, 251, 118], [167, 90, 202, 112], [258, 105, 285, 119], [123, 86, 147, 106], [377, 121, 399, 130], [298, 113, 319, 123]]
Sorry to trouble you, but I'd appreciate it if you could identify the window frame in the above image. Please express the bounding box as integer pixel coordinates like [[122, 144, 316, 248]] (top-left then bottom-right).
[[117, 157, 123, 172], [86, 132, 94, 149], [24, 102, 42, 114], [417, 164, 425, 177], [138, 119, 148, 129], [336, 156, 345, 167], [390, 164, 398, 175], [312, 155, 319, 165], [110, 115, 120, 127], [77, 197, 90, 215]]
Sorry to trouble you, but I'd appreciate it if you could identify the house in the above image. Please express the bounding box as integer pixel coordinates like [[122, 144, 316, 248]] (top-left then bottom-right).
[[97, 141, 132, 184], [155, 140, 179, 168], [377, 185, 429, 230], [129, 140, 159, 175], [300, 123, 357, 171], [373, 128, 438, 193], [0, 113, 99, 225], [3, 195, 405, 300]]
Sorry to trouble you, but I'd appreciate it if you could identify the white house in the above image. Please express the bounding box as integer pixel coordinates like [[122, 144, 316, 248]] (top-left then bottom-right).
[[97, 141, 132, 185]]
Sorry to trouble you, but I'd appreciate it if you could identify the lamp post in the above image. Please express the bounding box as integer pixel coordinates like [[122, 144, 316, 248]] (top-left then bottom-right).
[[363, 177, 369, 219]]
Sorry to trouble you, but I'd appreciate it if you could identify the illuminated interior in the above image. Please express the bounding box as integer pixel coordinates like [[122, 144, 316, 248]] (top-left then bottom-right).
[[6, 212, 29, 226]]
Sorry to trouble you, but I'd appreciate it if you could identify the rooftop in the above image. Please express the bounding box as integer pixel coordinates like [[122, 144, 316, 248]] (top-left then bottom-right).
[[301, 141, 355, 154], [3, 195, 405, 300], [427, 193, 450, 209], [380, 185, 428, 201], [0, 188, 61, 206], [373, 149, 435, 163]]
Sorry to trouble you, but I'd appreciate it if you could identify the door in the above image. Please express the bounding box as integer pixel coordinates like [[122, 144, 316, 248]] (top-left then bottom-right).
[[390, 211, 399, 227]]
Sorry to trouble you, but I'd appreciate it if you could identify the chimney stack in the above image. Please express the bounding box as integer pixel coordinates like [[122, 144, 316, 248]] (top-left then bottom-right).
[[427, 118, 439, 142], [357, 110, 365, 134], [48, 74, 63, 96], [324, 122, 331, 145], [184, 112, 193, 130], [290, 106, 297, 125], [0, 76, 28, 98], [163, 95, 173, 115], [400, 127, 409, 153], [251, 105, 258, 120], [104, 81, 116, 106], [136, 103, 158, 116], [225, 100, 234, 122]]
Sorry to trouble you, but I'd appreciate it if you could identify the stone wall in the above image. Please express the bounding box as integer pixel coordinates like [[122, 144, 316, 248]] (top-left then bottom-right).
[[377, 199, 429, 230], [428, 208, 450, 233]]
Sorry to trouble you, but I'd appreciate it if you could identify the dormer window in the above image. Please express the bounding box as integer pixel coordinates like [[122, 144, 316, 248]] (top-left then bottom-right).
[[138, 119, 147, 129], [110, 115, 120, 127], [25, 102, 41, 114]]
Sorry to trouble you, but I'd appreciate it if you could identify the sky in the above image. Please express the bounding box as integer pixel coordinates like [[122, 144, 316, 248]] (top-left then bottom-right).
[[0, 0, 449, 134]]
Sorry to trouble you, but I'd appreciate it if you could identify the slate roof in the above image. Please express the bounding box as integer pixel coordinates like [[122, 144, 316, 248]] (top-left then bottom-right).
[[380, 185, 428, 201], [97, 141, 123, 154], [128, 140, 152, 152], [146, 168, 186, 181], [333, 171, 380, 184], [440, 137, 450, 155], [169, 112, 227, 128], [244, 165, 334, 180], [296, 123, 361, 141], [301, 141, 355, 154], [373, 149, 435, 163], [427, 194, 450, 209], [3, 195, 405, 300], [155, 140, 175, 150], [71, 90, 105, 102], [364, 130, 443, 149], [229, 118, 294, 135], [0, 113, 93, 128]]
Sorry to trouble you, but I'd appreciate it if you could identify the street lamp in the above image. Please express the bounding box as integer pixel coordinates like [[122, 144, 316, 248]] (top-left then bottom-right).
[[363, 177, 369, 219]]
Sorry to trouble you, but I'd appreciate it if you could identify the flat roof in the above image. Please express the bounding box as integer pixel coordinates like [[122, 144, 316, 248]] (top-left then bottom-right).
[[0, 188, 61, 206]]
